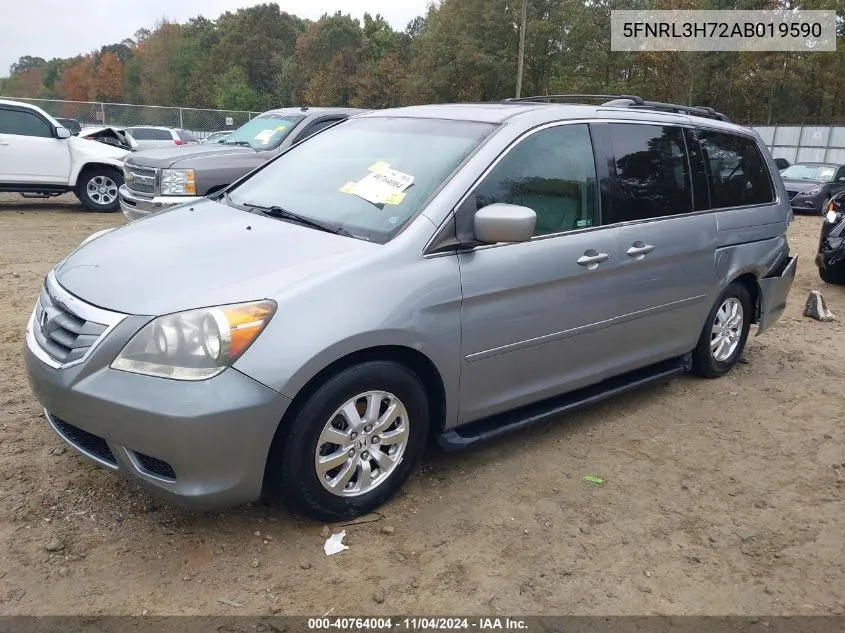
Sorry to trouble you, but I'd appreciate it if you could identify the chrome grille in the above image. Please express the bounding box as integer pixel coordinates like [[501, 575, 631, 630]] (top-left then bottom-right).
[[28, 273, 124, 368], [33, 286, 108, 364], [124, 163, 158, 195]]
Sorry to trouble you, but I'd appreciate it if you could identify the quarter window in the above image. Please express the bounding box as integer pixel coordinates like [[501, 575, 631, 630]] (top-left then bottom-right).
[[0, 108, 53, 138], [473, 124, 599, 236], [698, 130, 775, 208], [606, 124, 692, 223]]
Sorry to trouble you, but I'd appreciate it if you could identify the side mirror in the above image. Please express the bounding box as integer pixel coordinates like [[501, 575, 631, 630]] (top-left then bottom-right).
[[838, 176, 845, 182], [56, 127, 71, 139], [474, 203, 536, 244]]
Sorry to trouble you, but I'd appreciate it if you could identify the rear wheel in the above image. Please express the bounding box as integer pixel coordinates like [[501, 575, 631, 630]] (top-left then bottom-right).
[[77, 167, 123, 212], [692, 282, 752, 378], [271, 361, 429, 521]]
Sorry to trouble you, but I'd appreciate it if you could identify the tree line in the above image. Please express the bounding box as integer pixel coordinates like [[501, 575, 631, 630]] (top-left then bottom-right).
[[1, 0, 843, 124]]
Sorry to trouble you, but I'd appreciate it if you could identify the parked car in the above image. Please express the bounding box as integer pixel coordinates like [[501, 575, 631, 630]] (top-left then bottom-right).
[[0, 99, 129, 211], [119, 107, 365, 222], [55, 117, 82, 136], [25, 97, 796, 520], [816, 191, 845, 285], [780, 162, 845, 215], [124, 126, 199, 150], [774, 157, 790, 171], [201, 130, 234, 144]]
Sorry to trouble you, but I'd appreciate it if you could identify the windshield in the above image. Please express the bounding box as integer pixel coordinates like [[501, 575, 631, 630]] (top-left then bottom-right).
[[225, 117, 496, 243], [781, 164, 837, 182], [222, 114, 305, 149]]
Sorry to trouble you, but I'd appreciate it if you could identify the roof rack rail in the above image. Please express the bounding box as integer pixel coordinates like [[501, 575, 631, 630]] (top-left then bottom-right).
[[504, 94, 645, 105], [626, 100, 730, 122], [503, 94, 730, 122]]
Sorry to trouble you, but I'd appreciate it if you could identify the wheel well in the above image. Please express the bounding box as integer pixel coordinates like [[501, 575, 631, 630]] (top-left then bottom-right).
[[732, 273, 760, 323], [76, 163, 121, 189], [276, 346, 446, 441]]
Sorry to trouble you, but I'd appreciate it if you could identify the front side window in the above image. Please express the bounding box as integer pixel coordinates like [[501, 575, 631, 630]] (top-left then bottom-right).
[[699, 130, 775, 208], [226, 117, 495, 243], [221, 114, 306, 150], [607, 124, 692, 223], [472, 124, 598, 236], [296, 118, 344, 142], [0, 108, 53, 138]]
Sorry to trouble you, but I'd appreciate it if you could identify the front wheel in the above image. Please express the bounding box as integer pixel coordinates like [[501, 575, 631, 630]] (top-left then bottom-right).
[[77, 167, 123, 212], [692, 282, 752, 378], [821, 197, 832, 217], [271, 361, 430, 521], [819, 265, 845, 285]]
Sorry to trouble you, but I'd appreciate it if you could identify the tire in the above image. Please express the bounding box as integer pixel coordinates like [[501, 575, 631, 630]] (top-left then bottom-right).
[[821, 197, 831, 216], [819, 265, 845, 285], [691, 282, 752, 379], [77, 167, 123, 212], [271, 361, 430, 521]]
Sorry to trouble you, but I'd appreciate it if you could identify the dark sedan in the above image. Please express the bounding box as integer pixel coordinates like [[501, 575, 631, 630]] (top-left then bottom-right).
[[817, 192, 845, 285], [782, 162, 845, 215]]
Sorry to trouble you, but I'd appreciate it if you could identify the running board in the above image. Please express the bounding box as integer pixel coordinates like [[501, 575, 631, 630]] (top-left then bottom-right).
[[437, 354, 691, 451]]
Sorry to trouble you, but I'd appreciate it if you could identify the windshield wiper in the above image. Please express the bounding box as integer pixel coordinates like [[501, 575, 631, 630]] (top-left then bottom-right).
[[247, 203, 352, 237], [223, 140, 251, 147]]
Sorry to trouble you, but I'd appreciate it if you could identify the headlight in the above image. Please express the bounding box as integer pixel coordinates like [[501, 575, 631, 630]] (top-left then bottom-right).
[[160, 169, 196, 196], [826, 209, 841, 224], [112, 300, 276, 380], [802, 187, 822, 196]]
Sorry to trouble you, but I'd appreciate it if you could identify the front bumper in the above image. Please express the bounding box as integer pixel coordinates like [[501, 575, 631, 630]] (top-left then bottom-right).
[[789, 192, 826, 214], [119, 185, 201, 222], [24, 304, 290, 510], [816, 234, 845, 271]]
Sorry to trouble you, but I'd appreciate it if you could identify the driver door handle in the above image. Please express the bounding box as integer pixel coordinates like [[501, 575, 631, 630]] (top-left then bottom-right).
[[626, 241, 655, 259], [577, 249, 611, 270]]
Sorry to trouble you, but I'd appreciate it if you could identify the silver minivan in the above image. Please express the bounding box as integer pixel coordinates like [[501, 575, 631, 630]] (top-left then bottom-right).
[[24, 96, 797, 520]]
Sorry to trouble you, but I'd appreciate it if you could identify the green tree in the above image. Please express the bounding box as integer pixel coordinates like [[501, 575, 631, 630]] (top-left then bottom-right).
[[214, 66, 260, 110]]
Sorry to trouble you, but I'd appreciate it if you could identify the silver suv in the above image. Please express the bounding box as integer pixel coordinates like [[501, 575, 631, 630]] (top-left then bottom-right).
[[24, 96, 797, 520]]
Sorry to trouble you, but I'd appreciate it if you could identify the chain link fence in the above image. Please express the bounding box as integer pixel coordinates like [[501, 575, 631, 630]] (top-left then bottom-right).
[[0, 97, 262, 141]]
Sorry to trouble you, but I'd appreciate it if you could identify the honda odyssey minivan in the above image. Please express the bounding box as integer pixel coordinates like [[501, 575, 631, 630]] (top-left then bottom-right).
[[25, 96, 797, 521]]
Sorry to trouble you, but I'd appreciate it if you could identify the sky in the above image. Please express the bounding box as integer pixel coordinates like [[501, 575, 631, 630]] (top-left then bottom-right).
[[0, 0, 431, 77]]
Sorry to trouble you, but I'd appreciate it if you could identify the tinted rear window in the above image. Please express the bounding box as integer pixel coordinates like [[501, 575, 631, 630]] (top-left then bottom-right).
[[606, 123, 693, 222], [698, 131, 775, 208], [129, 128, 173, 140]]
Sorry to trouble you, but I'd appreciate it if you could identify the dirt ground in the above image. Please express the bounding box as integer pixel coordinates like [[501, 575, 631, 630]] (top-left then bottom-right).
[[0, 193, 843, 617]]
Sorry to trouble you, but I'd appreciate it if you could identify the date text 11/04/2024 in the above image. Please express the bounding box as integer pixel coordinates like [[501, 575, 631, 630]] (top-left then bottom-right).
[[306, 618, 529, 630]]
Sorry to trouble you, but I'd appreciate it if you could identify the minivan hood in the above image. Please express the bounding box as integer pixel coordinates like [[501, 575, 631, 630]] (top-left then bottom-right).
[[125, 143, 255, 169], [54, 200, 377, 315]]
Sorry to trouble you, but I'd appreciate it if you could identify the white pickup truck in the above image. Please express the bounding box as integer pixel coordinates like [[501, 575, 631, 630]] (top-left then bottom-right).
[[0, 99, 130, 212]]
